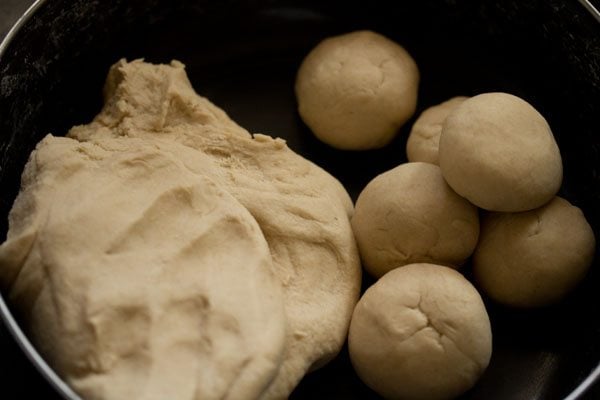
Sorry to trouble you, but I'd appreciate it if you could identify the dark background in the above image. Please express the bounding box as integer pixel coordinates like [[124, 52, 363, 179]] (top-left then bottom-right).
[[1, 1, 599, 399]]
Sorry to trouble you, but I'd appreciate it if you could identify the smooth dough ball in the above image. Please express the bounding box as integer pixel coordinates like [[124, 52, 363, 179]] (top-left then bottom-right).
[[438, 92, 563, 212], [406, 96, 468, 164], [473, 196, 596, 308], [351, 162, 479, 278], [295, 30, 419, 150], [349, 263, 492, 400]]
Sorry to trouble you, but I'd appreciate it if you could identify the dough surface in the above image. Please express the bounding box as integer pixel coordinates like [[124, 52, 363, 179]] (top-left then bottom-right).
[[68, 59, 362, 399], [351, 162, 479, 278], [295, 30, 419, 150], [0, 135, 286, 400], [349, 263, 492, 400], [406, 97, 468, 164], [473, 196, 596, 307], [438, 92, 562, 212]]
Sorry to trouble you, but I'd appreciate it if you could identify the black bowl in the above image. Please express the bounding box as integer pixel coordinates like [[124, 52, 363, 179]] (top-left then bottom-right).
[[1, 0, 599, 399]]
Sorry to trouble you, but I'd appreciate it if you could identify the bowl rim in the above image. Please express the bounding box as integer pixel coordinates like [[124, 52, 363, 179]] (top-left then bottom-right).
[[0, 6, 82, 400], [578, 0, 600, 23], [0, 1, 599, 399]]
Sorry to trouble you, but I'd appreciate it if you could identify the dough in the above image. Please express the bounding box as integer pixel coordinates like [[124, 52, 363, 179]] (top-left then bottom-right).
[[348, 263, 492, 400], [473, 196, 596, 308], [438, 92, 563, 212], [351, 162, 479, 278], [406, 96, 468, 164], [295, 30, 419, 150], [0, 135, 287, 400], [68, 59, 362, 399]]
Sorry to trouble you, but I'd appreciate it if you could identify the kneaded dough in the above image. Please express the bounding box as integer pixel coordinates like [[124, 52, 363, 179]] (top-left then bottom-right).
[[0, 135, 287, 400], [406, 96, 468, 164], [349, 263, 492, 400], [473, 196, 596, 308], [439, 92, 563, 212], [68, 59, 362, 399], [295, 30, 419, 150], [351, 162, 479, 278]]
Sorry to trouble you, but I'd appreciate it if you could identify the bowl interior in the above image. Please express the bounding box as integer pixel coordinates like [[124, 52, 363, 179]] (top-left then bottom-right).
[[0, 0, 599, 399]]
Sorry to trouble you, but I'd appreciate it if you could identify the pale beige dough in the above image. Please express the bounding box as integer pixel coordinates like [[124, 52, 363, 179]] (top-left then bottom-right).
[[68, 59, 362, 399], [295, 30, 419, 150], [351, 162, 479, 278], [349, 263, 492, 400], [406, 96, 468, 164], [473, 196, 596, 308], [0, 135, 287, 400], [438, 92, 563, 212]]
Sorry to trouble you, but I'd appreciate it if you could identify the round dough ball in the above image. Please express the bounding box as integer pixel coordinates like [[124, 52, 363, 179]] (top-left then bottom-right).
[[438, 92, 562, 212], [406, 96, 468, 164], [351, 162, 479, 278], [295, 30, 419, 150], [349, 263, 492, 400], [473, 196, 596, 308]]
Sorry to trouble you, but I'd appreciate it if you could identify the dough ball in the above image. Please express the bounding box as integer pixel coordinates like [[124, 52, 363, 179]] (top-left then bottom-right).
[[473, 196, 596, 308], [295, 30, 419, 150], [439, 92, 562, 212], [351, 162, 479, 278], [349, 263, 492, 400], [406, 96, 468, 164]]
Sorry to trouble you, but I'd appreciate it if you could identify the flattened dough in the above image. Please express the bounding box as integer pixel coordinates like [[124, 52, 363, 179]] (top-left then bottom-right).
[[0, 135, 286, 400], [69, 59, 362, 399]]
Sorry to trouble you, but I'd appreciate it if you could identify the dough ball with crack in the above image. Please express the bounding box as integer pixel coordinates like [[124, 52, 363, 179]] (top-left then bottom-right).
[[406, 96, 468, 164], [474, 196, 596, 308], [349, 263, 492, 400], [439, 92, 562, 212], [351, 162, 479, 278], [295, 30, 419, 150]]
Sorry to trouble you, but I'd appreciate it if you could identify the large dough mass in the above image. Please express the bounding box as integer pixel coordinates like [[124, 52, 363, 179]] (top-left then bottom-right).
[[0, 136, 287, 400], [67, 59, 362, 399]]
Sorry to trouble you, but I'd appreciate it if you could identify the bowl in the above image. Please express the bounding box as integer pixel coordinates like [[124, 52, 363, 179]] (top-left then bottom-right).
[[0, 0, 599, 399]]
